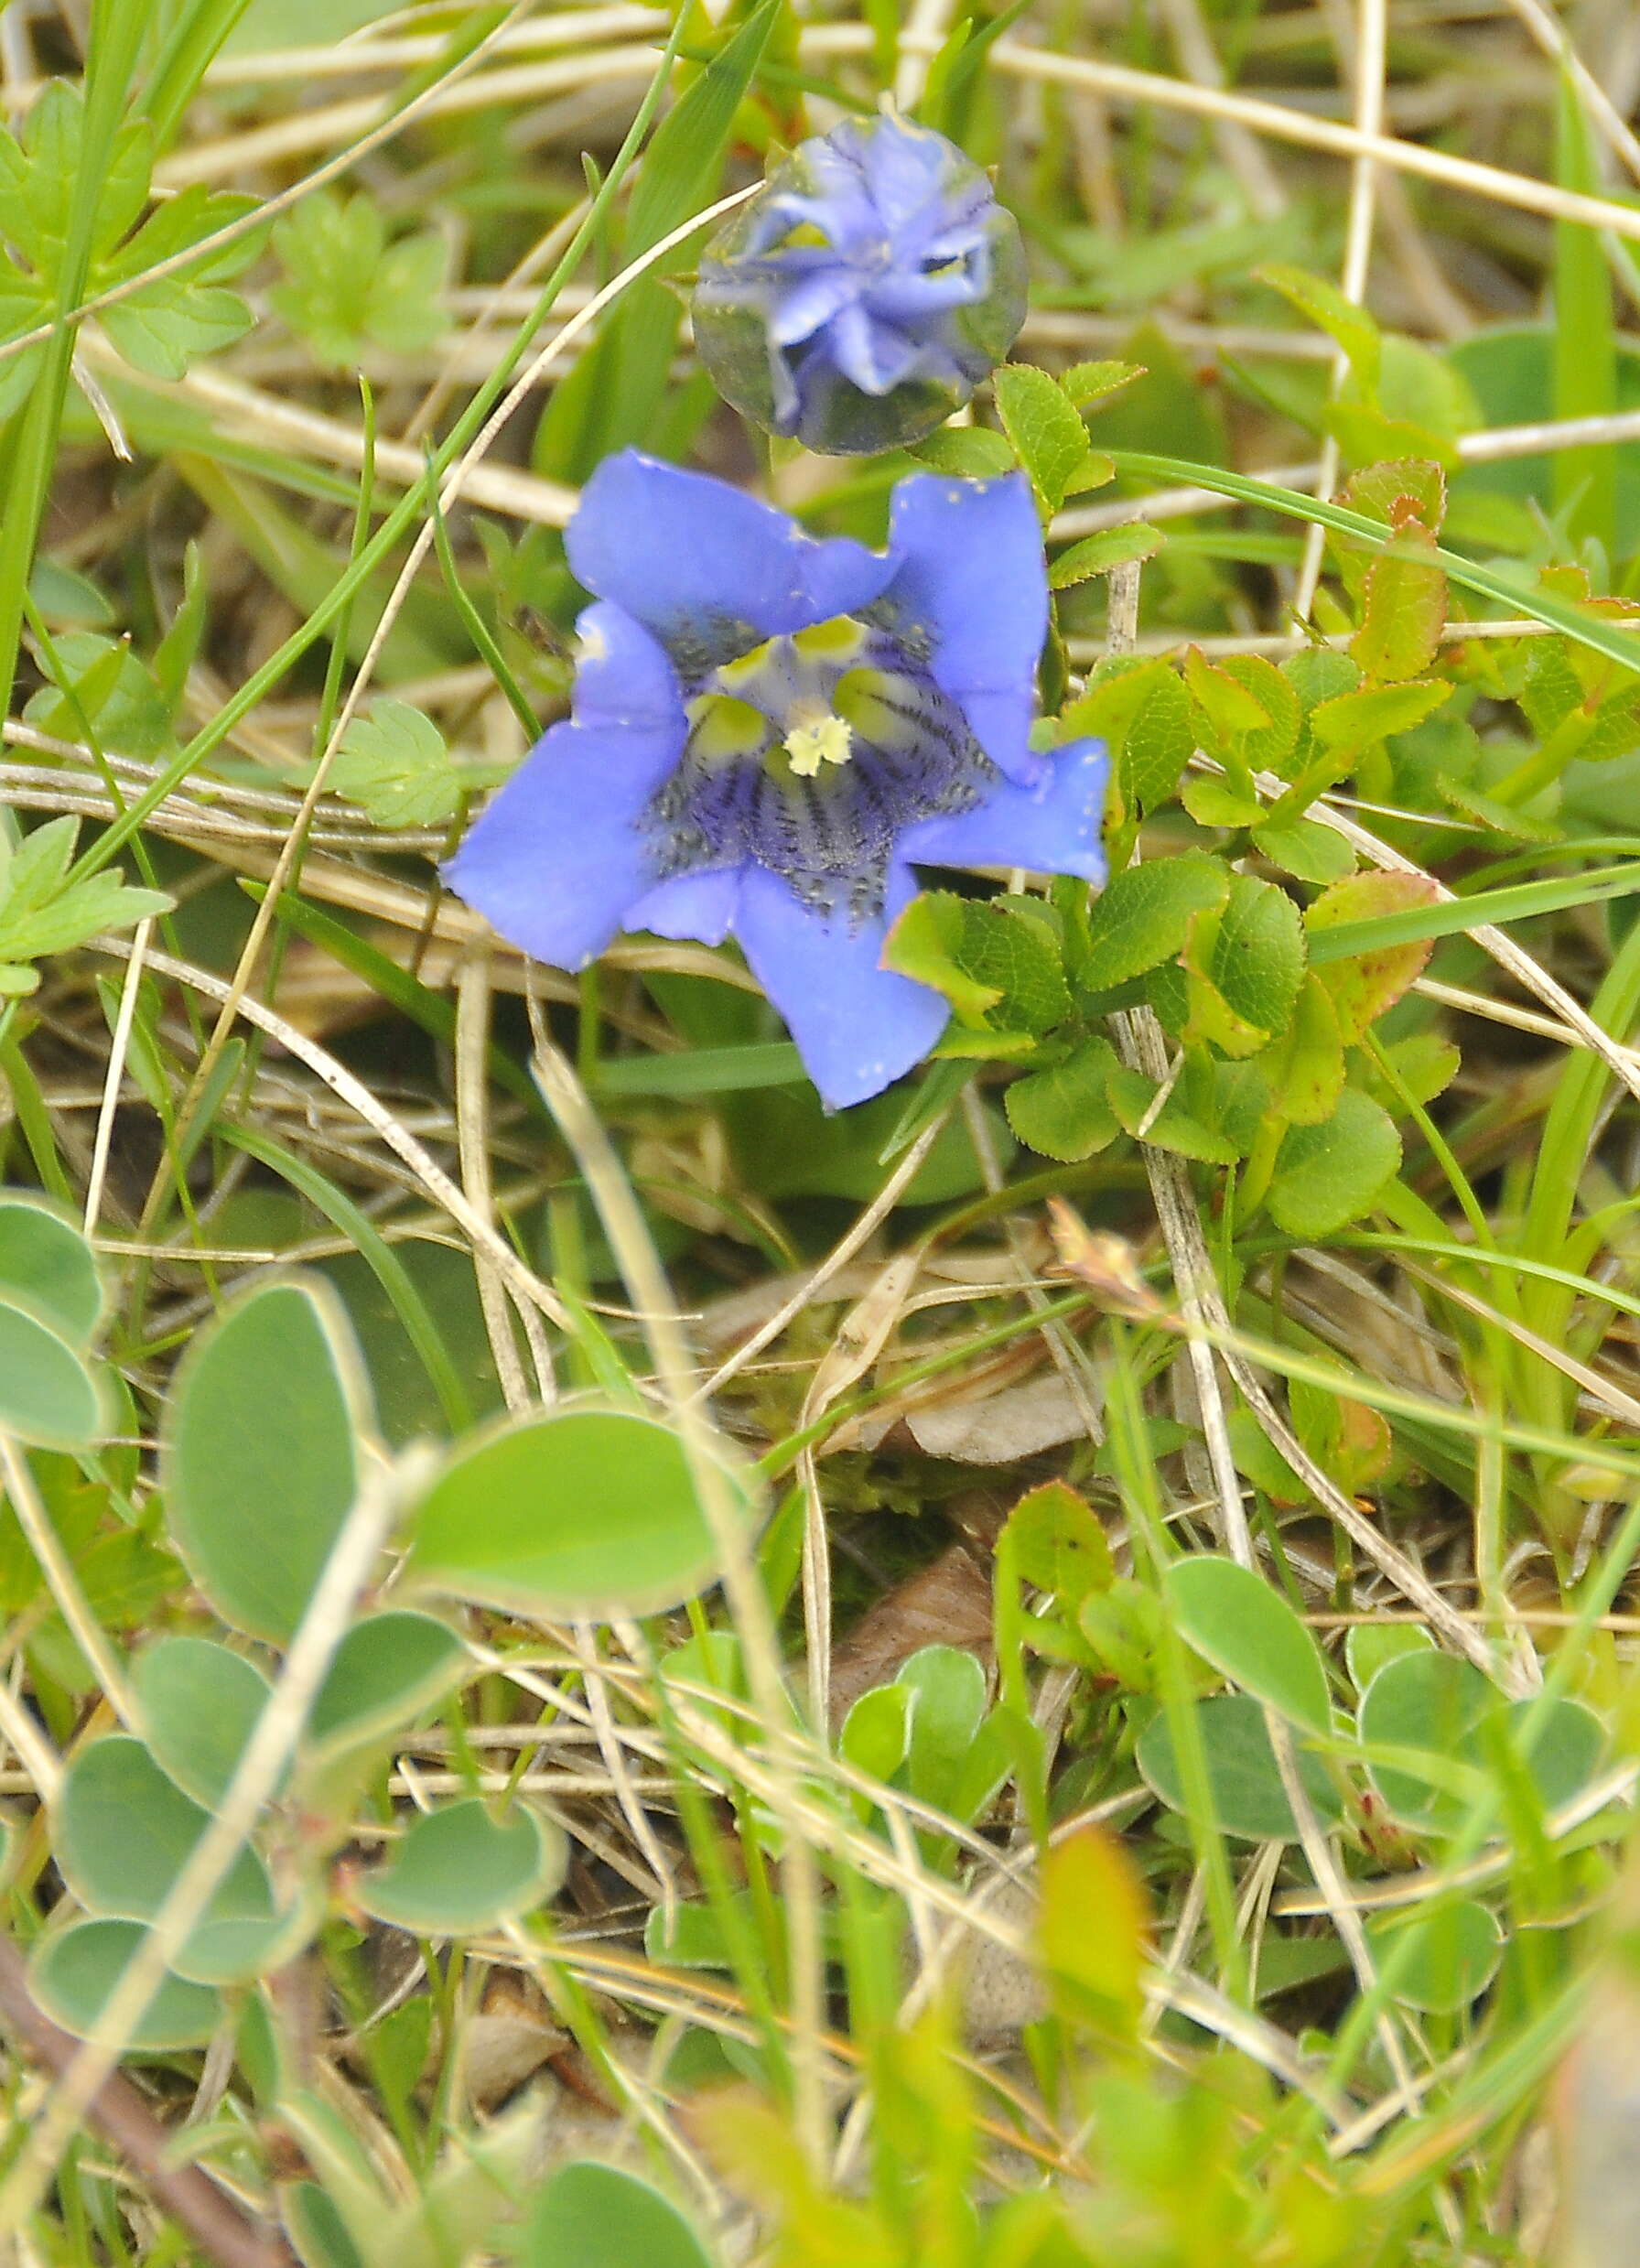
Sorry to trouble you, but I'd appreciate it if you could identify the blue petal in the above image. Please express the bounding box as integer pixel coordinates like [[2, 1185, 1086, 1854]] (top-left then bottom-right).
[[901, 736, 1109, 880], [443, 717, 680, 969], [626, 867, 742, 946], [863, 266, 987, 321], [568, 601, 681, 730], [732, 865, 948, 1110], [881, 473, 1048, 782], [567, 451, 893, 666], [768, 266, 862, 347], [828, 300, 925, 395], [843, 115, 951, 234]]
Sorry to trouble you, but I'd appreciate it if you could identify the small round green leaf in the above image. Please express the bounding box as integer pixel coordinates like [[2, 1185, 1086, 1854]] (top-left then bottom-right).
[[306, 1610, 466, 1761], [135, 1636, 275, 1809], [1164, 1556, 1332, 1736], [1344, 1621, 1433, 1697], [520, 2161, 715, 2268], [167, 1897, 318, 1988], [404, 1404, 755, 1618], [898, 1645, 987, 1815], [1268, 1087, 1402, 1238], [1137, 1693, 1343, 1842], [1365, 1899, 1503, 2014], [54, 1735, 273, 1936], [30, 1917, 223, 2050], [0, 1193, 102, 1343], [1506, 1696, 1606, 1814], [1358, 1651, 1495, 1827], [163, 1275, 375, 1642], [0, 1293, 105, 1449], [356, 1798, 566, 1934]]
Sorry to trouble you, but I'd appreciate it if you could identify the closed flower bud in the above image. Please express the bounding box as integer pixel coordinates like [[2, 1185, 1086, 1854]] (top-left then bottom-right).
[[691, 111, 1027, 457]]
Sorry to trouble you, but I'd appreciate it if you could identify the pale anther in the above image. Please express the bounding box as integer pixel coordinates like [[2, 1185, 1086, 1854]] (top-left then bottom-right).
[[783, 712, 854, 778]]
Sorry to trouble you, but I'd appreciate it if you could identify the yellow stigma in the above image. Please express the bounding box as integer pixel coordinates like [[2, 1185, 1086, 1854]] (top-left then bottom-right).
[[782, 711, 854, 778]]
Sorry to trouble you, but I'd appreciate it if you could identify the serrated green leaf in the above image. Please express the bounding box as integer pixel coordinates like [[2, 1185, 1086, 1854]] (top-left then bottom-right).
[[1343, 459, 1447, 535], [1106, 1064, 1238, 1163], [1250, 816, 1354, 884], [1281, 644, 1362, 714], [1081, 851, 1227, 990], [1180, 775, 1266, 830], [0, 816, 171, 975], [1064, 448, 1116, 494], [909, 425, 1016, 479], [1005, 1036, 1119, 1160], [364, 229, 451, 357], [1351, 525, 1447, 683], [1060, 358, 1145, 409], [1268, 1086, 1402, 1237], [1214, 654, 1301, 772], [999, 1480, 1116, 1604], [1049, 522, 1163, 589], [993, 362, 1090, 515], [101, 280, 254, 378], [270, 191, 447, 369], [107, 185, 264, 286], [1308, 678, 1452, 760], [1059, 655, 1192, 814], [1184, 645, 1271, 742], [329, 700, 480, 829], [884, 891, 1070, 1035], [1184, 873, 1306, 1055], [1258, 971, 1344, 1125]]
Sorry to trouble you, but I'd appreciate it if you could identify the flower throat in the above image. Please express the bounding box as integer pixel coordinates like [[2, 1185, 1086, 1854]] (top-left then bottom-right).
[[643, 612, 996, 922]]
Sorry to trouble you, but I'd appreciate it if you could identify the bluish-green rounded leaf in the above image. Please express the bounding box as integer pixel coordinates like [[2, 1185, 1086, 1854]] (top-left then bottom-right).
[[1165, 1555, 1332, 1736], [356, 1798, 566, 1934], [1137, 1693, 1343, 1842], [1506, 1695, 1606, 1814], [898, 1645, 988, 1816], [1358, 1652, 1494, 1828], [30, 1917, 223, 2050], [306, 1609, 467, 1761], [520, 2161, 715, 2268], [162, 1274, 375, 1641], [0, 1193, 102, 1343], [1344, 1621, 1433, 1697], [1365, 1899, 1503, 2014], [404, 1404, 757, 1618], [167, 1895, 318, 1989], [0, 1293, 105, 1449], [54, 1734, 273, 1933], [135, 1635, 275, 1809]]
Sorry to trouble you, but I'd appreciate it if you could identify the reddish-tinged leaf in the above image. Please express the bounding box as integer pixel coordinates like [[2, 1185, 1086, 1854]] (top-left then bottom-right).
[[1351, 522, 1446, 683], [1306, 870, 1440, 1042]]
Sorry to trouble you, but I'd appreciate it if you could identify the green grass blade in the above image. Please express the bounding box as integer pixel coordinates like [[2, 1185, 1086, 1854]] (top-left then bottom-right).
[[1104, 450, 1640, 675], [1306, 861, 1640, 963]]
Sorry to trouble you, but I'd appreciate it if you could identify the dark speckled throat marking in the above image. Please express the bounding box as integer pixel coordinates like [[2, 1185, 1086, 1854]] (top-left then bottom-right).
[[641, 617, 995, 923]]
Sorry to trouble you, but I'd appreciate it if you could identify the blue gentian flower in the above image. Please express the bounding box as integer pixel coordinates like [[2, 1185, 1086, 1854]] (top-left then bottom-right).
[[445, 451, 1106, 1109], [691, 112, 1027, 456]]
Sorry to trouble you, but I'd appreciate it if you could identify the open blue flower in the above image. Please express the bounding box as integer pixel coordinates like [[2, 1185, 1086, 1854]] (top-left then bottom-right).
[[691, 113, 1027, 456], [445, 451, 1106, 1109]]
